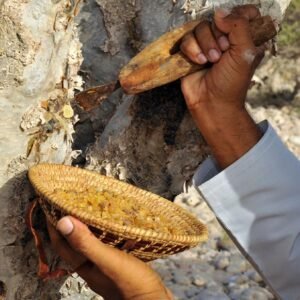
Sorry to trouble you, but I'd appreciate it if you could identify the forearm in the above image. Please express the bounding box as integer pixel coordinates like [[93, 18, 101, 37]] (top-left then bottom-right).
[[190, 104, 262, 169]]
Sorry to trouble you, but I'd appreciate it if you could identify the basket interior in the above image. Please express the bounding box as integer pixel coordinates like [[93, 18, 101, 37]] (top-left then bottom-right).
[[29, 164, 207, 242]]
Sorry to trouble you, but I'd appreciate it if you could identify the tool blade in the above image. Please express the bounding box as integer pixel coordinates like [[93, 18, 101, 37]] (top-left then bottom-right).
[[75, 81, 120, 112]]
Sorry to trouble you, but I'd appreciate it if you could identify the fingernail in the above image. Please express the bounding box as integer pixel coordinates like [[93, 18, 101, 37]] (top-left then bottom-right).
[[208, 49, 221, 62], [215, 8, 231, 18], [57, 217, 74, 236], [218, 36, 230, 51], [197, 53, 208, 64]]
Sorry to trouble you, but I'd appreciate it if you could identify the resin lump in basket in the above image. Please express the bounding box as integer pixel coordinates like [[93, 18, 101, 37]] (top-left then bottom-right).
[[52, 187, 183, 235]]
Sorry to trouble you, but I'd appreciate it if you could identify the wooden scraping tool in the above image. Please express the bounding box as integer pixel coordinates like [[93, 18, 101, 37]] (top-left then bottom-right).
[[75, 16, 277, 111]]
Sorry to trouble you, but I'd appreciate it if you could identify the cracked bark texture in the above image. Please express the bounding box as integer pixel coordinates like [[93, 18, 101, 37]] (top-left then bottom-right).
[[0, 0, 290, 299]]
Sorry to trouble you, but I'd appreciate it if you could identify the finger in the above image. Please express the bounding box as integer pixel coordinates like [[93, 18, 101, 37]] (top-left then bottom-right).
[[214, 8, 256, 51], [180, 33, 208, 64], [194, 20, 222, 63], [47, 219, 87, 270], [56, 216, 162, 289], [211, 22, 230, 52], [48, 220, 122, 299], [218, 35, 230, 52]]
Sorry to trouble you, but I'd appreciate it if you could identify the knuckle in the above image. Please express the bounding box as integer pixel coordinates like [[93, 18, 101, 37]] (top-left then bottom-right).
[[195, 23, 218, 52], [194, 21, 210, 36], [77, 240, 88, 254], [181, 32, 193, 43], [180, 39, 191, 54], [76, 230, 97, 256], [70, 233, 90, 254], [212, 24, 223, 39], [180, 42, 188, 54], [195, 20, 210, 30], [230, 17, 252, 34]]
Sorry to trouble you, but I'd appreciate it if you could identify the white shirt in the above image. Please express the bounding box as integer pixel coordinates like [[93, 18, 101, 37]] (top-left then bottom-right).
[[193, 121, 300, 300]]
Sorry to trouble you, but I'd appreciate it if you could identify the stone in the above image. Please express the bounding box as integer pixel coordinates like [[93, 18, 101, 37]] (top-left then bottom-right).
[[193, 289, 230, 300], [214, 255, 230, 270], [171, 286, 187, 300], [240, 287, 274, 300], [228, 274, 248, 285], [192, 277, 207, 287], [290, 136, 300, 146], [246, 270, 263, 283], [185, 287, 201, 298], [155, 267, 174, 282], [227, 255, 248, 274], [173, 272, 191, 286], [213, 270, 230, 284], [228, 289, 243, 300]]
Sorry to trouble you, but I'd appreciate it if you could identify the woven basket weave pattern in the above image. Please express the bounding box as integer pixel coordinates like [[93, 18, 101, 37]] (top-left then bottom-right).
[[29, 164, 208, 261]]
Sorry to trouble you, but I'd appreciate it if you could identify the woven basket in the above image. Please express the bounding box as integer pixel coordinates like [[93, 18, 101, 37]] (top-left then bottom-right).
[[28, 164, 208, 262]]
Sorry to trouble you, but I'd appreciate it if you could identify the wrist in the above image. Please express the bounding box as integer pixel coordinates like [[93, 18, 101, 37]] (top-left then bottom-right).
[[190, 101, 249, 134], [190, 104, 262, 169]]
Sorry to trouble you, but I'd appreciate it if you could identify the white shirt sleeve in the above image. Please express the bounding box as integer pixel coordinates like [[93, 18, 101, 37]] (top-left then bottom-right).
[[193, 121, 300, 300]]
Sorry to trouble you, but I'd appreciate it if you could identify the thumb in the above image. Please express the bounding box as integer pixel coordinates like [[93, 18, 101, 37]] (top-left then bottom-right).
[[57, 217, 168, 298], [56, 216, 125, 273], [214, 8, 256, 53], [56, 217, 153, 281]]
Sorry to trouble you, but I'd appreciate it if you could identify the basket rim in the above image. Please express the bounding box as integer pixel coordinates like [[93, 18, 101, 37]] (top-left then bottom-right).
[[28, 163, 208, 245]]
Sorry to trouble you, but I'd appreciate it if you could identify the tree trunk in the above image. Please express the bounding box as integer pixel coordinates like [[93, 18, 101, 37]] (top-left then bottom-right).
[[0, 0, 290, 299]]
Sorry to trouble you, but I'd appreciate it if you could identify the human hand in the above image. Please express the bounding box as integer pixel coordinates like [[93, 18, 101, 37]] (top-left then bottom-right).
[[47, 217, 173, 300], [180, 5, 265, 168], [181, 5, 265, 113]]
